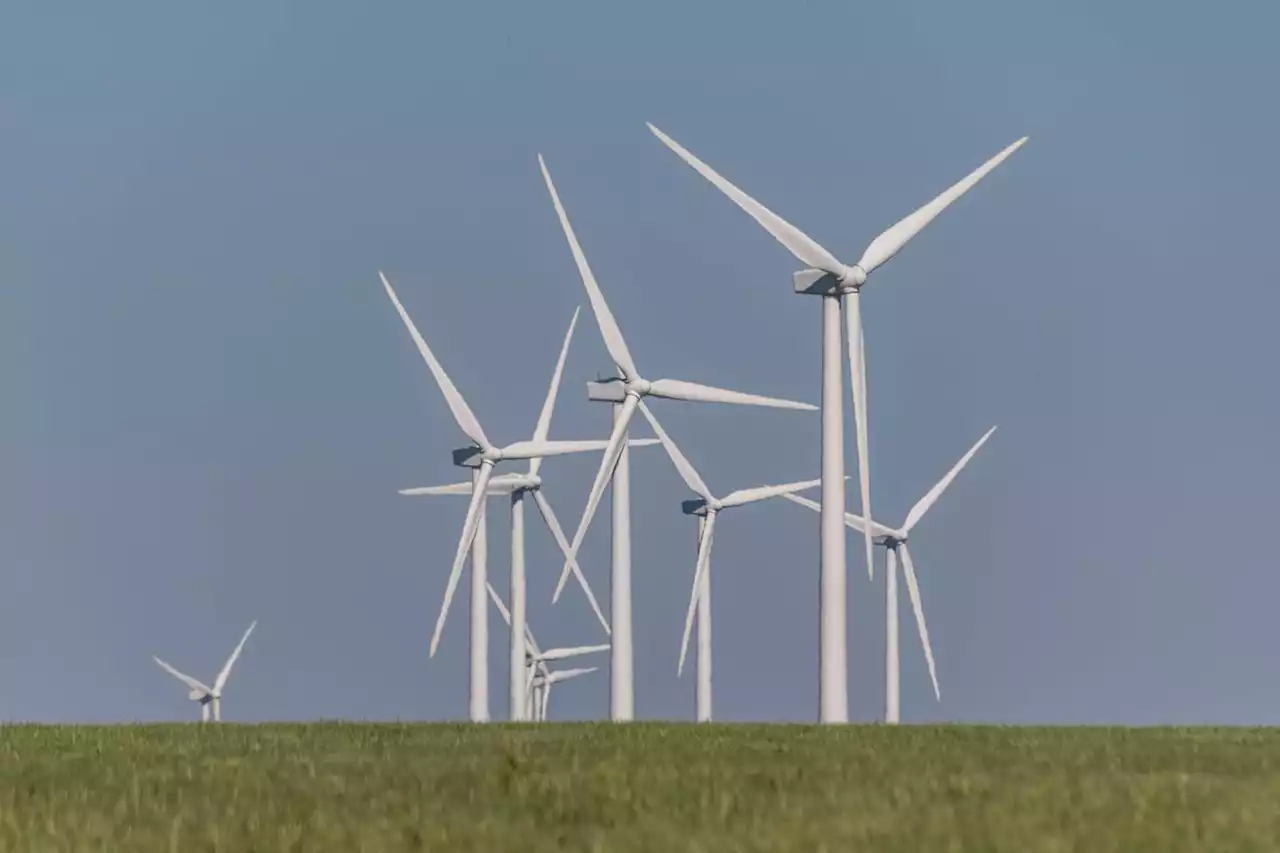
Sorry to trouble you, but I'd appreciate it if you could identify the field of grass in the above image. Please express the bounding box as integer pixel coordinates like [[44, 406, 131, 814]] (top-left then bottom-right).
[[2, 723, 1279, 851]]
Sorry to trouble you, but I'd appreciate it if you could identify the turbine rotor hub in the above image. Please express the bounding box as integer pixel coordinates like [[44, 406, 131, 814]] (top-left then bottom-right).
[[838, 264, 867, 291], [624, 379, 651, 397]]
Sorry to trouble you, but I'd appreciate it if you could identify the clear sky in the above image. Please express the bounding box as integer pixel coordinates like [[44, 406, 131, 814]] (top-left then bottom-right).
[[3, 0, 1278, 724]]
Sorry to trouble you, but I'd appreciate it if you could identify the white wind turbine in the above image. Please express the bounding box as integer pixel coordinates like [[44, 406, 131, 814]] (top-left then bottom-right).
[[649, 123, 1026, 722], [153, 621, 257, 723], [485, 582, 609, 721], [396, 306, 655, 721], [636, 402, 824, 722], [786, 426, 996, 723], [538, 155, 818, 721], [532, 666, 600, 722], [379, 272, 648, 723]]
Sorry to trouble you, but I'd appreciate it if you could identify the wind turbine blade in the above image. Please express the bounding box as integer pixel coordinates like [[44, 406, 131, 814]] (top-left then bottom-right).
[[647, 123, 845, 275], [152, 656, 211, 695], [635, 400, 712, 500], [900, 545, 940, 702], [646, 378, 816, 411], [485, 581, 511, 625], [532, 489, 611, 635], [399, 475, 522, 497], [678, 511, 717, 676], [213, 620, 257, 693], [903, 426, 998, 534], [551, 394, 638, 603], [430, 462, 495, 656], [378, 271, 489, 449], [548, 666, 599, 683], [781, 493, 897, 539], [718, 477, 823, 509], [536, 644, 610, 662], [502, 439, 646, 460], [399, 482, 476, 496], [845, 293, 875, 581], [856, 138, 1028, 275], [539, 155, 639, 380], [529, 307, 580, 477], [486, 580, 543, 658]]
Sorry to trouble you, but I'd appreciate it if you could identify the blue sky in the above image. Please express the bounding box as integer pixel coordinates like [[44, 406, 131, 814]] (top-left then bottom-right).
[[2, 0, 1279, 724]]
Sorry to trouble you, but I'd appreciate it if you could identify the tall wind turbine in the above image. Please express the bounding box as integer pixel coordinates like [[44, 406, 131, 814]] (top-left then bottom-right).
[[648, 123, 1026, 722], [786, 426, 996, 723], [397, 307, 656, 721], [379, 272, 642, 722], [538, 155, 818, 721], [485, 582, 609, 721], [636, 402, 823, 722], [153, 620, 257, 723]]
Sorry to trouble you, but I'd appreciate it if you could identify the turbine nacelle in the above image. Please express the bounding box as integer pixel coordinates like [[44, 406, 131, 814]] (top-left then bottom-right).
[[792, 265, 868, 295], [513, 473, 542, 491], [450, 444, 515, 467], [681, 498, 711, 516], [190, 690, 210, 703], [585, 379, 628, 403], [451, 445, 488, 468], [585, 378, 651, 402]]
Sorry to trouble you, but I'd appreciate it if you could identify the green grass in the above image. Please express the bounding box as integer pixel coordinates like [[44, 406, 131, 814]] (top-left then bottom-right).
[[2, 723, 1279, 851]]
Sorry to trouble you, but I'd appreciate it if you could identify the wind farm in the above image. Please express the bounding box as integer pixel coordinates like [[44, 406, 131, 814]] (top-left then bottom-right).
[[13, 117, 1262, 853], [10, 0, 1280, 845]]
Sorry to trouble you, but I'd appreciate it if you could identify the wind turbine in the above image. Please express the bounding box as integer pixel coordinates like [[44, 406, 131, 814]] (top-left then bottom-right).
[[532, 666, 600, 722], [152, 621, 257, 723], [396, 306, 656, 721], [538, 155, 818, 721], [379, 272, 645, 723], [635, 402, 824, 722], [485, 582, 609, 721], [648, 123, 1026, 723], [786, 426, 996, 723]]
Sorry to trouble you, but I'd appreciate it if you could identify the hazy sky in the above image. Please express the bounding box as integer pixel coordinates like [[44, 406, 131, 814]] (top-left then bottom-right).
[[3, 0, 1278, 725]]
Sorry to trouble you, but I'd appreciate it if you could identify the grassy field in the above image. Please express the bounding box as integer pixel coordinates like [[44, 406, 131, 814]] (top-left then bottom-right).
[[1, 723, 1279, 851]]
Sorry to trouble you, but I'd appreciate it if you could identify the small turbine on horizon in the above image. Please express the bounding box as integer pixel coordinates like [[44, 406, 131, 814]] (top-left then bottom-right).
[[486, 582, 608, 722], [153, 620, 257, 723]]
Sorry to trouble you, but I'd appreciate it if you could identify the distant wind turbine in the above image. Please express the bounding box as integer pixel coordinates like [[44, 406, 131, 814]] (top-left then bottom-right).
[[485, 582, 609, 721], [531, 666, 600, 722], [539, 155, 818, 721], [396, 306, 655, 721], [636, 402, 824, 722], [379, 272, 649, 723], [648, 122, 1026, 722], [153, 621, 257, 723], [786, 426, 996, 723]]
